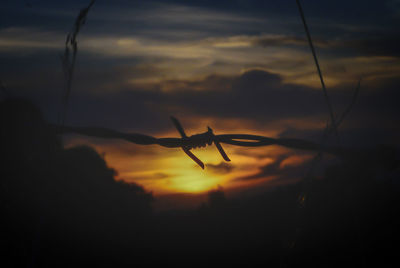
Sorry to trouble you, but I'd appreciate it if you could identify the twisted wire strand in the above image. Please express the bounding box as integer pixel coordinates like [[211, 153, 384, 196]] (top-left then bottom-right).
[[49, 124, 344, 156]]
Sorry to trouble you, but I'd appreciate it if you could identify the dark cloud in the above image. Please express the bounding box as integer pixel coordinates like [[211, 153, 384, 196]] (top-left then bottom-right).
[[343, 35, 400, 57], [135, 172, 170, 181], [206, 161, 234, 174], [10, 66, 395, 142], [303, 35, 400, 58], [251, 33, 400, 58], [6, 68, 326, 132], [162, 74, 234, 92], [234, 154, 312, 182], [252, 35, 329, 48], [156, 69, 328, 124], [4, 57, 398, 150], [0, 0, 398, 141]]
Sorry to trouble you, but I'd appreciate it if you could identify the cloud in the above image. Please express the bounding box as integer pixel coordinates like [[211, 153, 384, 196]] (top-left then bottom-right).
[[135, 172, 170, 181], [162, 69, 328, 123], [11, 65, 396, 139], [206, 162, 234, 174], [234, 153, 313, 182], [0, 27, 63, 52], [3, 22, 400, 94], [1, 1, 399, 198], [342, 36, 400, 57], [251, 34, 329, 48], [247, 32, 400, 58], [51, 69, 331, 136]]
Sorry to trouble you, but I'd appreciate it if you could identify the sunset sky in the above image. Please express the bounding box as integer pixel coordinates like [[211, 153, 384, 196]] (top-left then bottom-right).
[[1, 0, 399, 204]]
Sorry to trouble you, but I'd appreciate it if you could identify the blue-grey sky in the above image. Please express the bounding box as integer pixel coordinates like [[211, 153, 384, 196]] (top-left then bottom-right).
[[1, 0, 399, 195]]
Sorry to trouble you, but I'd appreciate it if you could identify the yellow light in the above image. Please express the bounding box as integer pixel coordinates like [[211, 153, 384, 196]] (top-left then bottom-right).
[[64, 131, 295, 196], [164, 171, 220, 193], [153, 148, 227, 194]]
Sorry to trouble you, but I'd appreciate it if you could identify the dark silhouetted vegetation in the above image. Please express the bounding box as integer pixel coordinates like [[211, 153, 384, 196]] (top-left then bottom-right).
[[1, 98, 399, 267]]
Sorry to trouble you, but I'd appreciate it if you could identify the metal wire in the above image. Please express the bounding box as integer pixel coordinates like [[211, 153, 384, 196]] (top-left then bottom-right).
[[49, 123, 344, 156]]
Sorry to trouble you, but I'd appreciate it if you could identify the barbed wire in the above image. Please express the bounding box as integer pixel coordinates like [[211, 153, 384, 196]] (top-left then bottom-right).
[[49, 117, 350, 167], [53, 1, 366, 266]]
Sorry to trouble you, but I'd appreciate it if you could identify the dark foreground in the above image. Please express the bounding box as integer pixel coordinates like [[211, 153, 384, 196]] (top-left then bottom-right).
[[1, 98, 399, 267]]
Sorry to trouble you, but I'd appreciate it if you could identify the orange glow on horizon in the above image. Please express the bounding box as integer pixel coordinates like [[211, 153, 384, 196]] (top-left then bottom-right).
[[113, 146, 266, 195], [63, 120, 317, 196]]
